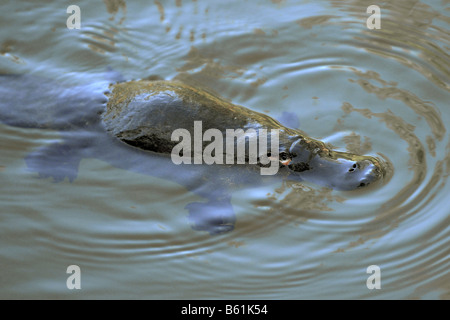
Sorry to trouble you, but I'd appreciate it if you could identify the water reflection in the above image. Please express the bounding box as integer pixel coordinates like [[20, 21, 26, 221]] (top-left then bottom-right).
[[0, 0, 448, 299]]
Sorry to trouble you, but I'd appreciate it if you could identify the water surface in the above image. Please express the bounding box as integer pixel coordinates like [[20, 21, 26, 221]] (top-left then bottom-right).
[[0, 0, 449, 299]]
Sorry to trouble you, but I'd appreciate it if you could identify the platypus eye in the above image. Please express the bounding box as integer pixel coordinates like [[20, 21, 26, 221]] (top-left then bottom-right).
[[280, 152, 289, 160]]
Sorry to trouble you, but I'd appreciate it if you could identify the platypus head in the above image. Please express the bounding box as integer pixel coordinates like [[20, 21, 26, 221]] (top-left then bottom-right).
[[285, 138, 385, 191]]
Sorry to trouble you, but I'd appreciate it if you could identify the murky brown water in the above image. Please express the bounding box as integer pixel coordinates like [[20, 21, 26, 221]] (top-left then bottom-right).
[[0, 0, 448, 299]]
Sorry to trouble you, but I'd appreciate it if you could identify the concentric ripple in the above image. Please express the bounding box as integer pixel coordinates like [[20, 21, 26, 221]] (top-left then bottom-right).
[[0, 0, 448, 299]]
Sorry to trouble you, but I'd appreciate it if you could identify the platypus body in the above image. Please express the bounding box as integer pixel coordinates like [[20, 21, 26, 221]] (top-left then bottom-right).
[[0, 74, 385, 234]]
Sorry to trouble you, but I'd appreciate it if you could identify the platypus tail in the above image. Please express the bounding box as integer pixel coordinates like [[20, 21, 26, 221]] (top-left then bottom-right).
[[0, 74, 107, 130]]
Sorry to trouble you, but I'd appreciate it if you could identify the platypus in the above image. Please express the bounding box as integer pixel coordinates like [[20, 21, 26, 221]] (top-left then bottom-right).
[[0, 74, 386, 234]]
